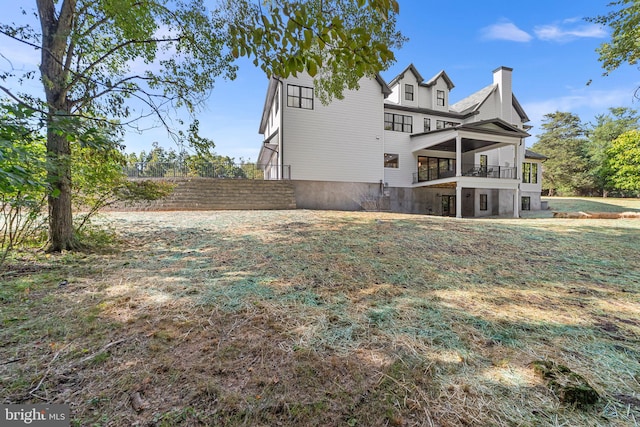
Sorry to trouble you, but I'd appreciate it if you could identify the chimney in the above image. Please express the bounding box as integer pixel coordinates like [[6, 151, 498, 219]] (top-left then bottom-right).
[[493, 66, 513, 122]]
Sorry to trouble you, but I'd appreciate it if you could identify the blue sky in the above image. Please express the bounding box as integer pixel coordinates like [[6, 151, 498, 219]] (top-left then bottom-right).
[[2, 1, 639, 161]]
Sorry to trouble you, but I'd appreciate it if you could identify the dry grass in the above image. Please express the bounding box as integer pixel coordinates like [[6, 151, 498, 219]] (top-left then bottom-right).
[[1, 209, 639, 426]]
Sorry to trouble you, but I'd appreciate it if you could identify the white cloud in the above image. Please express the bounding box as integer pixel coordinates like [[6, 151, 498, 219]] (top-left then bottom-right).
[[480, 21, 533, 42], [522, 87, 637, 139], [534, 22, 607, 43]]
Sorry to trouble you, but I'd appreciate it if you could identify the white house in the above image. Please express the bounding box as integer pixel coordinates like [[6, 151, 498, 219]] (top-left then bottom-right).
[[257, 64, 546, 217]]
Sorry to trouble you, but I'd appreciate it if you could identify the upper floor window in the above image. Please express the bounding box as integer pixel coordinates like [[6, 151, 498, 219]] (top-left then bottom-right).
[[424, 118, 431, 132], [437, 90, 445, 106], [384, 113, 412, 133], [287, 84, 314, 109], [405, 84, 414, 101], [522, 162, 538, 184], [480, 155, 487, 168], [436, 120, 459, 130], [384, 153, 399, 168]]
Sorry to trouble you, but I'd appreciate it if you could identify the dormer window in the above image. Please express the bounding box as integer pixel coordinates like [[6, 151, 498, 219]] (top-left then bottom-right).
[[405, 84, 414, 101], [436, 90, 445, 106]]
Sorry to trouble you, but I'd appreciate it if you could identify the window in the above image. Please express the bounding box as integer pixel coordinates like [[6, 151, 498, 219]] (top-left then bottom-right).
[[444, 121, 459, 128], [522, 162, 538, 184], [436, 120, 444, 129], [405, 84, 414, 101], [417, 156, 456, 181], [480, 194, 488, 211], [384, 153, 399, 168], [480, 155, 487, 168], [531, 163, 538, 184], [521, 196, 531, 211], [437, 90, 445, 106], [424, 118, 431, 132], [384, 113, 412, 132], [287, 84, 313, 109]]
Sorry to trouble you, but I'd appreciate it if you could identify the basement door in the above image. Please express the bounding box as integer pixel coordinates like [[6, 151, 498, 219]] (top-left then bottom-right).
[[441, 195, 456, 217]]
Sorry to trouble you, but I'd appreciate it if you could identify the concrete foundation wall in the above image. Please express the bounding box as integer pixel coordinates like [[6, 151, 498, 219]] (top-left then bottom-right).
[[291, 180, 382, 210], [521, 191, 542, 211]]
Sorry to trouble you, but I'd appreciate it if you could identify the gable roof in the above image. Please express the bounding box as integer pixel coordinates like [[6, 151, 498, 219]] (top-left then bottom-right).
[[388, 63, 424, 87], [459, 118, 530, 137], [450, 84, 530, 123], [450, 84, 495, 114], [423, 70, 455, 90], [388, 64, 455, 91], [525, 149, 548, 160]]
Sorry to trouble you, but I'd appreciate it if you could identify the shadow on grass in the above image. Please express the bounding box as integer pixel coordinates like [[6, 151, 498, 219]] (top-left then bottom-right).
[[2, 212, 640, 426]]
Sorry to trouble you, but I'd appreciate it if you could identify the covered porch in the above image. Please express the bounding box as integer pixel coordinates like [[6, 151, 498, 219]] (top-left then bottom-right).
[[409, 119, 528, 218]]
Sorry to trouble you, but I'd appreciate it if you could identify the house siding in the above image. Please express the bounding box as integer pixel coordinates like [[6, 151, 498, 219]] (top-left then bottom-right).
[[259, 65, 543, 217], [282, 74, 384, 183]]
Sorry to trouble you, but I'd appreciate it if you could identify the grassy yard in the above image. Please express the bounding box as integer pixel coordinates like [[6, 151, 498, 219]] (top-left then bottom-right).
[[1, 207, 639, 426], [544, 196, 640, 213]]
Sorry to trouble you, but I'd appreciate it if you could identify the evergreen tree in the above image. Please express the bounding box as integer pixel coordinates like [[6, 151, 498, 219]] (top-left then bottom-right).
[[531, 112, 592, 196]]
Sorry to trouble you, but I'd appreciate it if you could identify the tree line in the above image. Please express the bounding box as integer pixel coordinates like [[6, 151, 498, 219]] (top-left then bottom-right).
[[531, 107, 640, 197], [124, 143, 260, 179]]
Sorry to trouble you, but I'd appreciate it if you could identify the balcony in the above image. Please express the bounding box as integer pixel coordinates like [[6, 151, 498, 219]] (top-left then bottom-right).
[[413, 163, 517, 184]]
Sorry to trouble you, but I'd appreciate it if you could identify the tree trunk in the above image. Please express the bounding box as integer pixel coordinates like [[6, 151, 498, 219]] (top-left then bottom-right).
[[46, 128, 76, 251], [38, 0, 78, 251]]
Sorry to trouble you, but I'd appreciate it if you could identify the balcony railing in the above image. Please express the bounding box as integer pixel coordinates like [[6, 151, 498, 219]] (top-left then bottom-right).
[[413, 163, 517, 183], [124, 162, 291, 180]]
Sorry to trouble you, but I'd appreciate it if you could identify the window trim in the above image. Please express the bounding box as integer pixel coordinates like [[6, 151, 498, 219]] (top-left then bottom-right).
[[384, 113, 413, 133], [480, 194, 488, 211], [424, 118, 431, 132], [522, 162, 538, 184], [405, 84, 414, 101], [384, 153, 399, 168], [287, 84, 314, 109]]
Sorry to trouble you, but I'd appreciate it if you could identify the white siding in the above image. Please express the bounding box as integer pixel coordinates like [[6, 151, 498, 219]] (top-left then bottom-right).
[[282, 73, 384, 183], [417, 85, 433, 109], [432, 79, 450, 112], [383, 128, 413, 187]]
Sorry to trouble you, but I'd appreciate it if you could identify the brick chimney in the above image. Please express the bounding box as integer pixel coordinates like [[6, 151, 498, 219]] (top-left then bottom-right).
[[493, 66, 513, 122]]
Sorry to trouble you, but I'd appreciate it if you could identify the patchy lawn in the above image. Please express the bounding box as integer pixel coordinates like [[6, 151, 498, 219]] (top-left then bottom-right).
[[544, 196, 640, 213], [1, 210, 639, 426]]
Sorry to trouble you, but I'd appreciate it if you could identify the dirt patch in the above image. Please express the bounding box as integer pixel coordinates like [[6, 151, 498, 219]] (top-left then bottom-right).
[[553, 211, 640, 219]]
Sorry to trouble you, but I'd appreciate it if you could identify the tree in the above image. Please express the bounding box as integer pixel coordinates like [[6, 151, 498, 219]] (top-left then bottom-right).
[[1, 0, 404, 251], [531, 112, 592, 196], [0, 102, 49, 266], [606, 129, 640, 194], [588, 0, 640, 98], [586, 107, 640, 196]]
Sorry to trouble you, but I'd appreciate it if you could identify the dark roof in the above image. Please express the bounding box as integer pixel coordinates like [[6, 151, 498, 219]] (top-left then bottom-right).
[[388, 64, 455, 91], [525, 149, 548, 160], [384, 102, 475, 120], [423, 70, 454, 90], [388, 63, 424, 87]]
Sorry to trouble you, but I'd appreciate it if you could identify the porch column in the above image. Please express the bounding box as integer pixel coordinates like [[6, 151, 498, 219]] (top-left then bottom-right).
[[514, 186, 520, 218], [455, 135, 462, 177], [456, 185, 462, 218]]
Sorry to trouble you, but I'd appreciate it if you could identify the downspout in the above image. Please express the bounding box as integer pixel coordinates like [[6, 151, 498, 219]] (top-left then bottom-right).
[[277, 78, 285, 179]]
